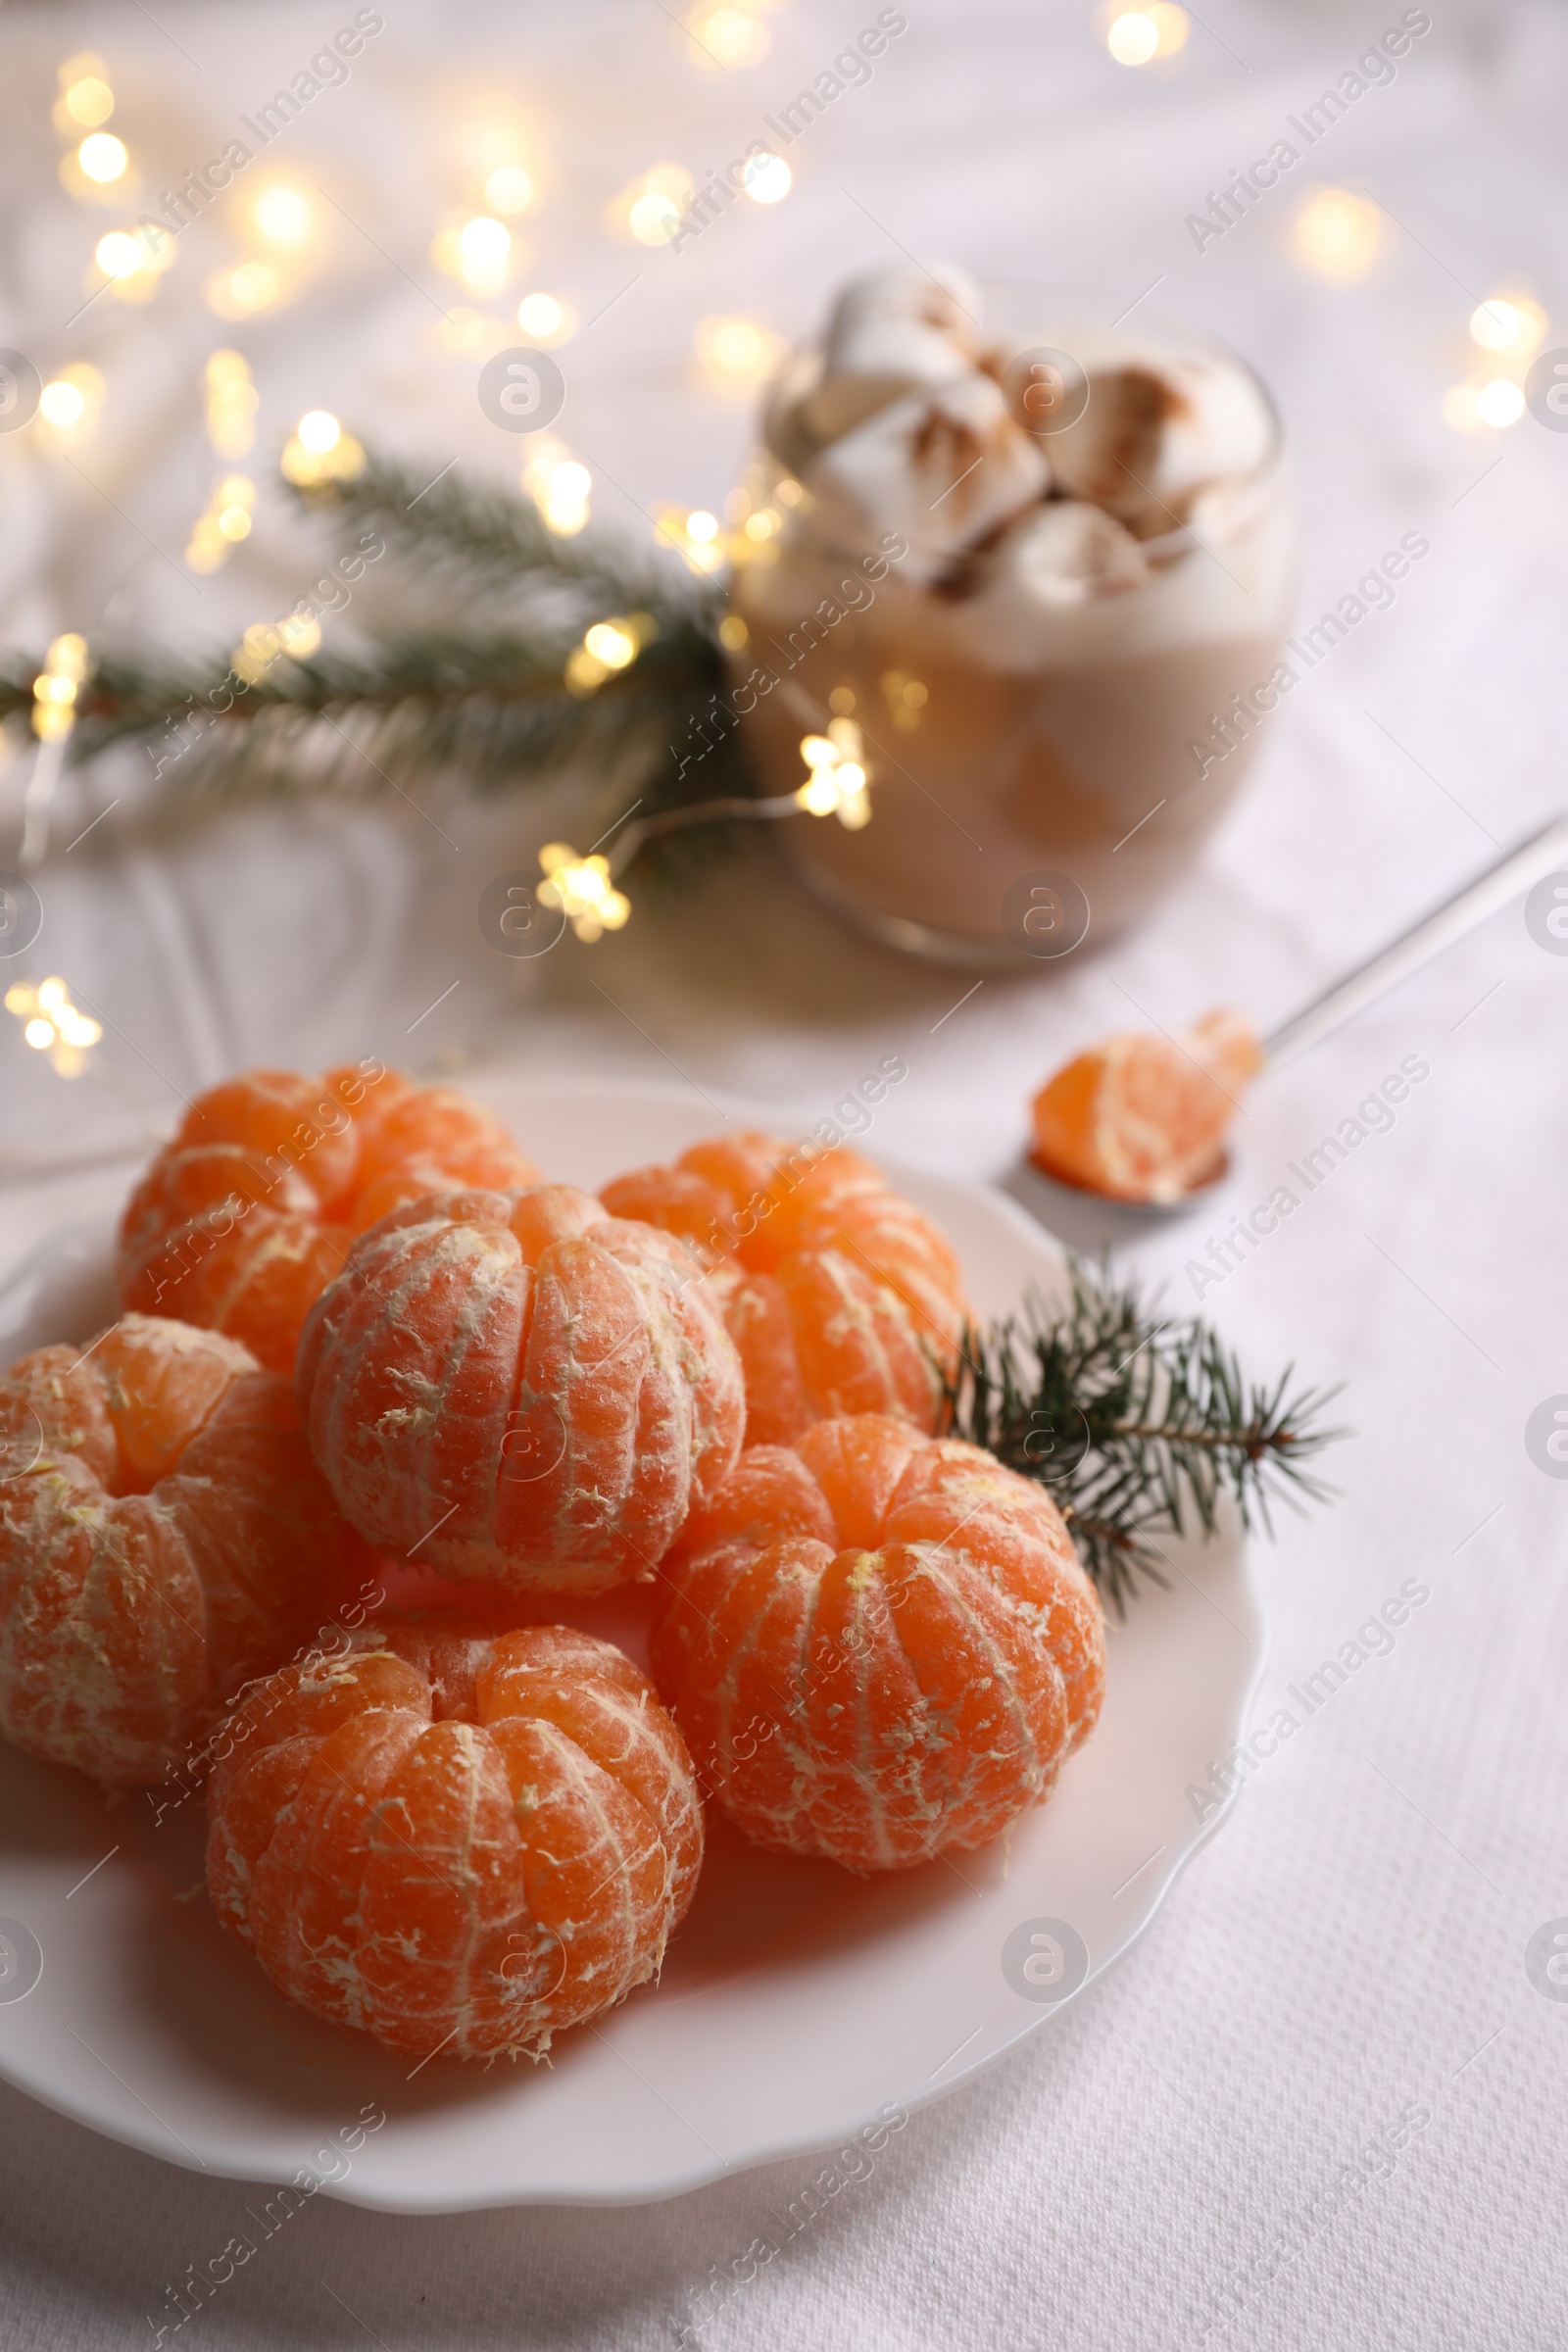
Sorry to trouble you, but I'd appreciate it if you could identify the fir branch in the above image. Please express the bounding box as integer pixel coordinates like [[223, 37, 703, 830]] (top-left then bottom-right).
[[4, 638, 722, 821], [290, 452, 721, 633], [942, 1257, 1344, 1615], [0, 441, 762, 875]]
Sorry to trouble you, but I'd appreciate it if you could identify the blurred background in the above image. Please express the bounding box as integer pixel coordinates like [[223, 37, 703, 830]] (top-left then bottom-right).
[[0, 0, 1561, 1191]]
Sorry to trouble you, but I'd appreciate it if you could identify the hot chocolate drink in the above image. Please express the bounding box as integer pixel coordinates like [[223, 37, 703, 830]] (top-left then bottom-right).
[[725, 269, 1295, 965]]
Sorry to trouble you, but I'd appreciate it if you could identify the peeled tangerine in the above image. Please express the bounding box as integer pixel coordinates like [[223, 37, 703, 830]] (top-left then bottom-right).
[[297, 1185, 745, 1596], [0, 1315, 354, 1788], [206, 1617, 703, 2060], [1031, 1009, 1264, 1205], [601, 1132, 965, 1448], [651, 1413, 1104, 1873], [119, 1062, 538, 1376]]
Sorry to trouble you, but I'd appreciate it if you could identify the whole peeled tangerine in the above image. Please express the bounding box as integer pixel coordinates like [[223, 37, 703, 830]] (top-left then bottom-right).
[[601, 1131, 965, 1449], [651, 1412, 1104, 1872], [119, 1062, 539, 1376], [0, 1314, 357, 1788], [296, 1184, 745, 1595], [206, 1616, 704, 2060]]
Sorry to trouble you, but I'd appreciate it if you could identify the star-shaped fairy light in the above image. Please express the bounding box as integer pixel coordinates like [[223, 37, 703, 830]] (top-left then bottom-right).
[[537, 845, 631, 942], [796, 716, 870, 827], [527, 709, 875, 946]]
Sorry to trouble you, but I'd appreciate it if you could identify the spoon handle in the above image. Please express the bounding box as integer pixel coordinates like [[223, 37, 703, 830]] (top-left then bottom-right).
[[1262, 811, 1568, 1068]]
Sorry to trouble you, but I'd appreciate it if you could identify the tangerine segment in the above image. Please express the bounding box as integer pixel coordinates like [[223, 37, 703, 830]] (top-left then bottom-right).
[[296, 1185, 745, 1597], [601, 1131, 965, 1448], [172, 1070, 365, 1207], [206, 1618, 703, 2061], [651, 1412, 1103, 1873], [1031, 1008, 1264, 1205], [119, 1063, 539, 1376], [0, 1314, 358, 1788]]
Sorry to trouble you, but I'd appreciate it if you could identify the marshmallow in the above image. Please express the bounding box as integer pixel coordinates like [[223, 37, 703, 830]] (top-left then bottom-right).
[[1152, 357, 1274, 520], [931, 501, 1151, 669], [761, 345, 831, 476], [1006, 500, 1150, 605], [1042, 353, 1274, 540], [799, 261, 982, 445], [803, 371, 1050, 585]]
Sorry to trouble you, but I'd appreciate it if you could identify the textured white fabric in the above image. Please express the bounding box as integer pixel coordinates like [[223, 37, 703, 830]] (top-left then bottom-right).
[[3, 0, 1566, 2343]]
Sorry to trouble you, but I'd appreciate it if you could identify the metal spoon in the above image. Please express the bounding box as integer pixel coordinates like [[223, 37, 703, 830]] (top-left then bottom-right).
[[1039, 808, 1568, 1216], [1258, 808, 1568, 1067]]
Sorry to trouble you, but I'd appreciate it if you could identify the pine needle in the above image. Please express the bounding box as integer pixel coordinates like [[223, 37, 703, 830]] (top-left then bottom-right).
[[941, 1255, 1345, 1615]]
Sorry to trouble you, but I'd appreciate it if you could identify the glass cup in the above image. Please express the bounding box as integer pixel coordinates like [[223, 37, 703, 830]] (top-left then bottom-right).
[[724, 293, 1296, 968]]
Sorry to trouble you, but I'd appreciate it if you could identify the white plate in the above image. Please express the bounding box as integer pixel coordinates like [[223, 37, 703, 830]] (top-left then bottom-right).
[[0, 1078, 1263, 2211]]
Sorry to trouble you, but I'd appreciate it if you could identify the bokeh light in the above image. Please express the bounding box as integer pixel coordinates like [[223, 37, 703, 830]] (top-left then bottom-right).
[[695, 314, 787, 386], [484, 164, 535, 216], [77, 132, 126, 184], [613, 165, 694, 245], [460, 216, 510, 271], [583, 620, 639, 669], [186, 474, 257, 572], [1476, 378, 1526, 428], [251, 184, 315, 248], [29, 636, 89, 756], [655, 505, 728, 573], [689, 5, 770, 66], [1105, 4, 1188, 64], [277, 612, 322, 659], [40, 381, 84, 427], [742, 151, 791, 204], [206, 261, 280, 318], [1107, 13, 1157, 63], [432, 215, 513, 293], [541, 459, 591, 533], [205, 350, 259, 459], [62, 74, 114, 126], [1468, 293, 1547, 355], [522, 440, 592, 535], [515, 291, 575, 344], [630, 192, 680, 243], [1292, 186, 1381, 282], [92, 221, 174, 303], [232, 614, 326, 679], [6, 977, 102, 1077], [94, 230, 141, 279], [281, 414, 366, 486]]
